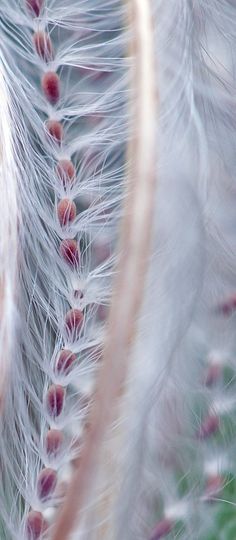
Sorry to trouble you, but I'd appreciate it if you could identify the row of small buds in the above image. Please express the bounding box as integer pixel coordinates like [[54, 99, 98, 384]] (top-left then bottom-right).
[[148, 468, 225, 540], [25, 1, 84, 537], [148, 466, 226, 540], [148, 478, 225, 539], [148, 352, 229, 539], [196, 348, 227, 524]]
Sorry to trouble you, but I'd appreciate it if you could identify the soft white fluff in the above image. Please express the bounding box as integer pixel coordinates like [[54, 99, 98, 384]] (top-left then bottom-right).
[[1, 1, 236, 540]]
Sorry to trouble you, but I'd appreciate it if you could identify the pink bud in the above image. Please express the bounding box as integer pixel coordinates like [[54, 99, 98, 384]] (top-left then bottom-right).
[[55, 349, 77, 375], [46, 120, 63, 144], [57, 199, 76, 227], [204, 364, 221, 387], [64, 308, 84, 339], [33, 32, 53, 62], [46, 384, 65, 417], [37, 467, 57, 501], [217, 294, 236, 316], [197, 414, 220, 439], [205, 474, 223, 500], [149, 519, 173, 540], [25, 0, 43, 17], [45, 429, 63, 457], [60, 239, 79, 266], [42, 71, 60, 104], [56, 159, 75, 187], [26, 511, 47, 539]]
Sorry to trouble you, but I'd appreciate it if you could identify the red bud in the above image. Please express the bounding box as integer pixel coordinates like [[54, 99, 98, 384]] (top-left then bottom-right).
[[46, 120, 63, 144], [33, 31, 53, 62], [26, 511, 47, 539], [46, 384, 65, 417], [57, 199, 76, 227], [42, 71, 60, 104]]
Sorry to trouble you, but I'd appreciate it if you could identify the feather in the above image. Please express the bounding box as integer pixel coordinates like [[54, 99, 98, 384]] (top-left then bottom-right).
[[0, 0, 129, 538], [1, 1, 236, 540]]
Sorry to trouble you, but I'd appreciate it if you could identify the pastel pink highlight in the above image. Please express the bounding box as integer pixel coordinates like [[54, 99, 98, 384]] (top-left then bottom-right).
[[149, 519, 173, 540], [60, 239, 80, 266], [42, 71, 60, 104], [197, 414, 220, 439], [37, 467, 57, 501], [46, 384, 65, 418], [26, 511, 47, 539], [45, 429, 64, 457], [55, 349, 77, 375], [25, 0, 43, 17], [57, 199, 76, 227], [56, 159, 75, 187], [204, 474, 223, 500], [33, 31, 53, 62], [64, 308, 84, 339], [46, 120, 63, 144], [217, 294, 236, 316], [204, 364, 222, 387]]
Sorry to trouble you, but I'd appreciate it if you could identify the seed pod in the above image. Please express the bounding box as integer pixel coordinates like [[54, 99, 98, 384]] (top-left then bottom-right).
[[217, 293, 236, 316], [205, 474, 223, 501], [25, 0, 43, 17], [46, 384, 65, 417], [56, 349, 77, 375], [197, 414, 220, 439], [64, 308, 84, 339], [45, 429, 64, 457], [37, 467, 57, 501], [26, 511, 47, 540], [149, 519, 173, 540], [42, 71, 60, 104], [56, 159, 75, 187], [60, 239, 80, 266], [57, 199, 76, 227], [33, 31, 53, 62], [204, 364, 221, 387], [46, 120, 63, 144]]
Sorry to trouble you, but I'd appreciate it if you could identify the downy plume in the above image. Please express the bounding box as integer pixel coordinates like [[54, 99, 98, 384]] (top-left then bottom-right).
[[1, 1, 236, 540]]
